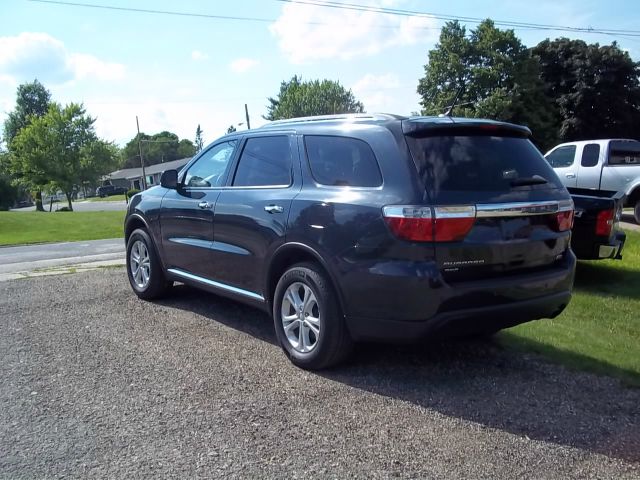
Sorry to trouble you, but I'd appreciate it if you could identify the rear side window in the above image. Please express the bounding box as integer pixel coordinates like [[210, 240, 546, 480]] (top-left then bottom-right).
[[406, 135, 564, 203], [581, 144, 600, 167], [233, 136, 292, 187], [305, 136, 382, 187], [609, 140, 640, 165], [546, 145, 576, 168]]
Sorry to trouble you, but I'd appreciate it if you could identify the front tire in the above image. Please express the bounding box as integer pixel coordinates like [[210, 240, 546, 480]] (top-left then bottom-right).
[[634, 199, 640, 225], [273, 263, 353, 370], [126, 228, 171, 300]]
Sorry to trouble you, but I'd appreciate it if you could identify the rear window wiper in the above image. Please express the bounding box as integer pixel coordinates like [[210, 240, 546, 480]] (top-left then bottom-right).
[[510, 175, 548, 187]]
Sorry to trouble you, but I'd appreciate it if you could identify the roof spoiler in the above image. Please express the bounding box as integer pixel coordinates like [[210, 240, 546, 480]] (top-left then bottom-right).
[[402, 117, 531, 138]]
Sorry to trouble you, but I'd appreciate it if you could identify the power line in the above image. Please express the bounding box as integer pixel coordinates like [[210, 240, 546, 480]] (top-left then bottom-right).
[[28, 0, 275, 23], [25, 0, 438, 31], [28, 0, 640, 39], [276, 0, 640, 37]]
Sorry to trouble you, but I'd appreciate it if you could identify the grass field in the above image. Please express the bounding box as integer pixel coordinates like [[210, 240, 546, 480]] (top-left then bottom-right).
[[499, 229, 640, 386], [0, 211, 125, 246], [85, 194, 127, 202]]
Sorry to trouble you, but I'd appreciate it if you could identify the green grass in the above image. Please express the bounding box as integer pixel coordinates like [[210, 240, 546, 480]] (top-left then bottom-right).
[[499, 229, 640, 386], [0, 211, 125, 246], [85, 194, 127, 202]]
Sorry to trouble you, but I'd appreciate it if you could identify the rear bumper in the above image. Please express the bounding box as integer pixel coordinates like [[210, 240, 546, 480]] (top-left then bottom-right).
[[344, 252, 576, 342], [573, 230, 625, 260], [347, 290, 571, 342]]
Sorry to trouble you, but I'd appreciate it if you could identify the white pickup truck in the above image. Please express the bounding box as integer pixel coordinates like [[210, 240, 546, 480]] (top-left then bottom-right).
[[545, 139, 640, 223]]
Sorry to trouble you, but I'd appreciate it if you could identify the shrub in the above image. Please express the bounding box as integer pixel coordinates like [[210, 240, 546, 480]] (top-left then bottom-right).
[[127, 189, 140, 199]]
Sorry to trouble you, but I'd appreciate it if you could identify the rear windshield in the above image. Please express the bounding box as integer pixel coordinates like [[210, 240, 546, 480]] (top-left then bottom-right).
[[609, 140, 640, 165], [405, 135, 564, 203]]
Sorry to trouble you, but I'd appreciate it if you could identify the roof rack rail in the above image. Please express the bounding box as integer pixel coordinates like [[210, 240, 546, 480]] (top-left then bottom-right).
[[259, 113, 406, 128]]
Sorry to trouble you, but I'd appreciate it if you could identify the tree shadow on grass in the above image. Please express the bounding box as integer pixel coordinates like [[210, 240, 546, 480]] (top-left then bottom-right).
[[157, 284, 640, 463], [574, 261, 640, 301]]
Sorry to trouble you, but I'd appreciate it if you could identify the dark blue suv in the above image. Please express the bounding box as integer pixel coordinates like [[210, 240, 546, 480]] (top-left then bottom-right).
[[124, 114, 576, 369]]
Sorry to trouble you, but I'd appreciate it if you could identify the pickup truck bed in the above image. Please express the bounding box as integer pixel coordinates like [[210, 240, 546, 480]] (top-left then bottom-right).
[[570, 189, 626, 260]]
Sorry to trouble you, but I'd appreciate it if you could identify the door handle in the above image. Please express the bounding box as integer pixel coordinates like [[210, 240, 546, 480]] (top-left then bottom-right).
[[198, 201, 213, 209], [565, 173, 576, 179], [264, 204, 284, 214]]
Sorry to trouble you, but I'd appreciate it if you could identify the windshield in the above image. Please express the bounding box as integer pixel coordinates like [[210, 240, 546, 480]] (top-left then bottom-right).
[[405, 135, 565, 203]]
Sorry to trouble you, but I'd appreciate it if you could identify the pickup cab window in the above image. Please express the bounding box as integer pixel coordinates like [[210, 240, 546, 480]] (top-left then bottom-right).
[[546, 145, 576, 168], [581, 144, 600, 167]]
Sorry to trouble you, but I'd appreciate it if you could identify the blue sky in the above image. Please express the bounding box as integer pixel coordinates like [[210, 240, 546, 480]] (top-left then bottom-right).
[[1, 0, 639, 147]]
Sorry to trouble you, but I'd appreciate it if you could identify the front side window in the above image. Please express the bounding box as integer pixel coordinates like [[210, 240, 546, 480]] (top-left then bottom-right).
[[232, 136, 292, 187], [183, 140, 237, 188], [545, 145, 576, 168], [304, 136, 382, 187], [581, 144, 600, 167]]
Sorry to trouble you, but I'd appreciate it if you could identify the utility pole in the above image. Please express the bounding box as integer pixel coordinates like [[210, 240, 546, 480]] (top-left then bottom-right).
[[244, 104, 251, 130], [136, 116, 147, 190]]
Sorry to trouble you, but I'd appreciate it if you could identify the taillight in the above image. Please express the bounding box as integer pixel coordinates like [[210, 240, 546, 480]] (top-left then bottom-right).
[[555, 211, 574, 231], [596, 209, 614, 237], [552, 199, 574, 232], [383, 205, 476, 242], [433, 206, 477, 241]]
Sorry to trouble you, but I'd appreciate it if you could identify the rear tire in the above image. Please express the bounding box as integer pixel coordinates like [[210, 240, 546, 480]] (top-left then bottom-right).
[[126, 228, 171, 300], [634, 199, 640, 225], [273, 263, 353, 370]]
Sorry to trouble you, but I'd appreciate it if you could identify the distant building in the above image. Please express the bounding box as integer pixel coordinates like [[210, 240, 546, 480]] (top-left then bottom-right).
[[103, 157, 191, 190]]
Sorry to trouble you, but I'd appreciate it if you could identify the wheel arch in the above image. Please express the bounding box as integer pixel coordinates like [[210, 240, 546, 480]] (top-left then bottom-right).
[[265, 243, 346, 315], [624, 183, 640, 208], [125, 213, 168, 271], [125, 213, 151, 243]]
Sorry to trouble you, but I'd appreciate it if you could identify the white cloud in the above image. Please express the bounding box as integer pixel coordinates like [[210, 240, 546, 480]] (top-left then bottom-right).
[[269, 1, 438, 63], [229, 57, 260, 73], [0, 32, 125, 85], [352, 73, 402, 112], [191, 50, 209, 61]]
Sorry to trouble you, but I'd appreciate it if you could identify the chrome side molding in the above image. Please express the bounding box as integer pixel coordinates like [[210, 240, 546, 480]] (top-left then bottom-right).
[[167, 268, 265, 302]]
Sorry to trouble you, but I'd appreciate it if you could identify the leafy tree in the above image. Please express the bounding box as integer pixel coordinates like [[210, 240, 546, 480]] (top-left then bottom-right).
[[417, 20, 556, 149], [3, 79, 52, 210], [121, 131, 196, 168], [226, 124, 237, 134], [195, 124, 204, 152], [0, 174, 18, 210], [11, 103, 118, 211], [3, 79, 51, 146], [177, 138, 196, 158], [533, 38, 640, 144], [265, 76, 364, 120]]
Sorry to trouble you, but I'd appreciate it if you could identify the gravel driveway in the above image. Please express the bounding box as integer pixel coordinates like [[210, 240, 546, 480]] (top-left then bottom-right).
[[1, 269, 638, 478]]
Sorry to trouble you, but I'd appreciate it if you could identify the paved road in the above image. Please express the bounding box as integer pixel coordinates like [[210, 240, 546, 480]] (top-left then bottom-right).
[[11, 200, 127, 212], [0, 238, 124, 278], [1, 270, 638, 478]]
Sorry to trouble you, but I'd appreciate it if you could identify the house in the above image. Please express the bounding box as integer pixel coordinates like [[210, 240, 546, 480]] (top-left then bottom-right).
[[102, 157, 191, 190]]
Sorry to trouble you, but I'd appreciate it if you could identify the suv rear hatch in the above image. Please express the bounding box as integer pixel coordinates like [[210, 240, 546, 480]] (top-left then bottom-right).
[[400, 118, 573, 282]]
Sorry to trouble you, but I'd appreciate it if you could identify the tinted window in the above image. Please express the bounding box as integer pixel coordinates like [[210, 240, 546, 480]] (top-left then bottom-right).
[[609, 140, 640, 165], [581, 144, 600, 167], [184, 141, 237, 188], [233, 136, 292, 187], [305, 136, 382, 187], [405, 135, 564, 202], [546, 145, 576, 168]]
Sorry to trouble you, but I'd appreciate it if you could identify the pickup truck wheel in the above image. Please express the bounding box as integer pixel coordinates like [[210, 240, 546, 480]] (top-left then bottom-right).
[[126, 228, 171, 300], [273, 263, 353, 370], [634, 200, 640, 225]]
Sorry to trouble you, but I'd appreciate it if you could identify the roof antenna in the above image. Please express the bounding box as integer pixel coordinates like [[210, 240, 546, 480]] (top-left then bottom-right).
[[440, 86, 464, 118]]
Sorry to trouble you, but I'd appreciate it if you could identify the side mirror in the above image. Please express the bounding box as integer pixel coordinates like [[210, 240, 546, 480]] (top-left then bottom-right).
[[160, 169, 178, 189]]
